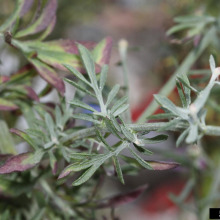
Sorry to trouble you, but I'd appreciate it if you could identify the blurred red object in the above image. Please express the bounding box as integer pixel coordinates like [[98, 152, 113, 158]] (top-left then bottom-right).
[[141, 180, 187, 213]]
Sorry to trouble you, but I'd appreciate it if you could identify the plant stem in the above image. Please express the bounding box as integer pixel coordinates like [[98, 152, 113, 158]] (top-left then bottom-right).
[[137, 27, 216, 123]]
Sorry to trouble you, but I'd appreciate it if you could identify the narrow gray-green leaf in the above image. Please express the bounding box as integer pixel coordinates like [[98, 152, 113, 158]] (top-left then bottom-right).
[[186, 124, 198, 143], [120, 126, 135, 142], [106, 84, 120, 107], [72, 162, 103, 186], [147, 113, 175, 120], [45, 113, 56, 140], [209, 55, 216, 73], [129, 147, 153, 170], [154, 94, 189, 120], [63, 64, 91, 87], [73, 113, 101, 124], [113, 156, 124, 184], [110, 113, 121, 132], [55, 106, 62, 129], [111, 96, 128, 113], [133, 144, 153, 155], [157, 118, 182, 132], [64, 78, 95, 97], [99, 65, 108, 91], [141, 134, 168, 144], [77, 44, 98, 91], [176, 81, 187, 108], [176, 128, 190, 147], [113, 104, 129, 117], [69, 99, 97, 112], [105, 118, 122, 139]]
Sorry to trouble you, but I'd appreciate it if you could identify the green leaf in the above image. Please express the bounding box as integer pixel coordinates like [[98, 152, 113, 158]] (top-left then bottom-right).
[[141, 134, 168, 144], [209, 55, 216, 73], [77, 44, 98, 91], [10, 128, 38, 150], [166, 23, 196, 35], [147, 113, 175, 120], [113, 156, 124, 184], [105, 118, 122, 139], [106, 84, 120, 107], [176, 81, 187, 108], [0, 0, 24, 32], [0, 120, 16, 154], [30, 59, 65, 95], [72, 163, 102, 186], [0, 98, 19, 111], [92, 37, 113, 66], [111, 96, 128, 113], [49, 151, 57, 175], [133, 144, 153, 155], [0, 150, 44, 174], [157, 118, 182, 132], [177, 75, 198, 94], [176, 128, 190, 147], [129, 147, 153, 170], [110, 113, 121, 132], [113, 104, 129, 117], [45, 113, 56, 141], [63, 64, 91, 87], [186, 124, 198, 143], [55, 106, 62, 129], [69, 99, 97, 112], [120, 126, 135, 142], [99, 65, 108, 91], [72, 113, 101, 124], [64, 78, 95, 97], [154, 94, 189, 120], [15, 0, 57, 38]]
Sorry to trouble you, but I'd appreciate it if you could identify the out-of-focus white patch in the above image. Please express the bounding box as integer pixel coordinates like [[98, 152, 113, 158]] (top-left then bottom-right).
[[0, 39, 20, 76]]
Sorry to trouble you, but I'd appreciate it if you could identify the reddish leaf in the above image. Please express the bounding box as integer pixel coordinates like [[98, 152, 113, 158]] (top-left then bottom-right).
[[25, 40, 101, 73], [0, 76, 10, 83], [96, 185, 148, 208], [30, 59, 65, 95], [0, 151, 43, 174], [10, 128, 38, 149], [147, 160, 179, 170], [20, 0, 34, 16], [92, 37, 113, 66], [0, 98, 19, 111], [23, 86, 39, 101], [15, 0, 57, 37]]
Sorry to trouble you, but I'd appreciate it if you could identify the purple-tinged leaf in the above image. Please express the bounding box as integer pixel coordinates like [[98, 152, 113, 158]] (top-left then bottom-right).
[[30, 59, 65, 95], [20, 0, 34, 17], [0, 76, 10, 84], [6, 64, 36, 85], [23, 86, 39, 101], [25, 40, 101, 73], [0, 98, 19, 111], [96, 185, 148, 208], [49, 151, 57, 175], [58, 164, 74, 179], [147, 160, 180, 170], [0, 154, 12, 166], [0, 0, 24, 32], [0, 150, 44, 174], [10, 128, 38, 150], [38, 16, 56, 41], [121, 156, 179, 171], [15, 0, 57, 38], [92, 37, 113, 66]]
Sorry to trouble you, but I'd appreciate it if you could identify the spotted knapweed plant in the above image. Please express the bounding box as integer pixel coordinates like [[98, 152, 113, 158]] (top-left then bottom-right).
[[0, 1, 220, 219]]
